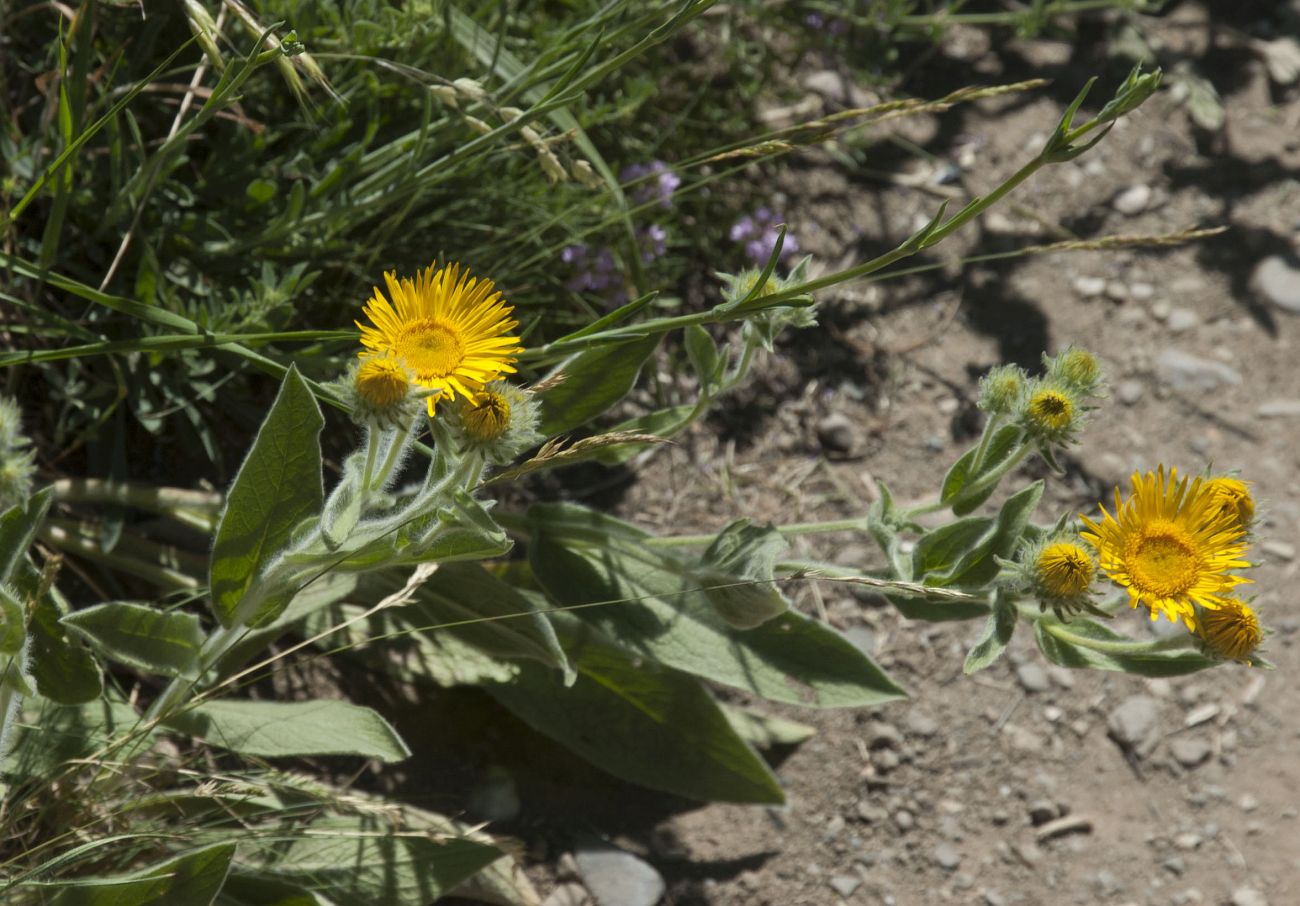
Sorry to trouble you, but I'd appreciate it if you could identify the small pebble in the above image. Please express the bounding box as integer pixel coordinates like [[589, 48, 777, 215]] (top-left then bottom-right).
[[893, 809, 915, 831], [1113, 183, 1152, 215], [1261, 540, 1296, 562], [829, 874, 861, 897], [1129, 282, 1156, 301], [1255, 399, 1300, 418], [1116, 379, 1145, 406], [1170, 737, 1212, 768], [574, 843, 665, 906], [1155, 349, 1242, 393], [1231, 887, 1270, 906], [1252, 255, 1300, 313], [817, 413, 855, 455], [1073, 275, 1107, 297], [1167, 308, 1200, 332], [905, 711, 940, 738], [933, 842, 963, 871], [1015, 662, 1052, 694], [1150, 299, 1172, 320], [1107, 695, 1162, 755]]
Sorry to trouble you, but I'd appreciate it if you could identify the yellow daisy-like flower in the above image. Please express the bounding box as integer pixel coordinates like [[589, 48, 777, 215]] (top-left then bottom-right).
[[355, 357, 410, 410], [1035, 541, 1095, 597], [1195, 597, 1262, 664], [1080, 466, 1252, 630], [356, 263, 522, 414], [1204, 476, 1254, 531], [1025, 387, 1074, 434], [461, 389, 511, 443]]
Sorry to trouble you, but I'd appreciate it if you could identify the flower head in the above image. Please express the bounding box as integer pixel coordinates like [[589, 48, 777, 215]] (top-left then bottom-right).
[[622, 160, 681, 208], [452, 381, 542, 464], [1035, 540, 1096, 598], [356, 263, 522, 415], [1195, 597, 1263, 664], [1019, 381, 1083, 446], [1080, 466, 1253, 630], [1015, 533, 1100, 619], [1046, 346, 1104, 396], [1204, 476, 1254, 531], [978, 364, 1026, 415], [356, 357, 410, 410]]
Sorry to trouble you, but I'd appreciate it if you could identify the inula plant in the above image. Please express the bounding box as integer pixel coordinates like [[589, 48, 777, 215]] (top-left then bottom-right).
[[0, 1, 1264, 902]]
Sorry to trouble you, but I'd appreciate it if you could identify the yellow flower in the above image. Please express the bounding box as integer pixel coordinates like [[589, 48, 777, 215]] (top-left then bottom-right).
[[1080, 466, 1252, 630], [461, 388, 511, 443], [1204, 476, 1254, 530], [355, 357, 410, 410], [1035, 541, 1095, 598], [1025, 387, 1074, 434], [1195, 597, 1262, 664], [356, 263, 522, 414]]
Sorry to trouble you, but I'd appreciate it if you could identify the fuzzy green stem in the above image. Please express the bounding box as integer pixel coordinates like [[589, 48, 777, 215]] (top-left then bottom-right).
[[1042, 621, 1195, 655], [969, 412, 1003, 476], [644, 515, 870, 548]]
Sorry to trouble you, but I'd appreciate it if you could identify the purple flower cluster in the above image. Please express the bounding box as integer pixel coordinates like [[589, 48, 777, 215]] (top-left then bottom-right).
[[562, 224, 672, 305], [730, 207, 800, 265], [805, 12, 846, 36], [621, 160, 682, 209]]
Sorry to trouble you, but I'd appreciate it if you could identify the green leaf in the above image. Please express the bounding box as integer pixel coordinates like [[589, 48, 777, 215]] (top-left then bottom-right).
[[233, 817, 500, 906], [48, 843, 234, 906], [684, 324, 721, 387], [939, 480, 1044, 589], [488, 627, 784, 804], [62, 602, 205, 677], [0, 585, 25, 656], [216, 874, 332, 906], [538, 334, 661, 436], [6, 695, 143, 784], [164, 699, 410, 762], [940, 425, 1023, 515], [415, 562, 572, 681], [18, 560, 102, 704], [528, 504, 905, 708], [210, 366, 324, 629], [694, 520, 790, 629], [911, 516, 991, 578], [722, 703, 817, 749], [1033, 618, 1217, 677], [0, 487, 52, 585], [963, 591, 1018, 674]]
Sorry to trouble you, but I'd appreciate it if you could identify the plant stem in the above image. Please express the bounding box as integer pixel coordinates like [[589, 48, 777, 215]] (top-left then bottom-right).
[[645, 515, 870, 548], [1043, 621, 1195, 655]]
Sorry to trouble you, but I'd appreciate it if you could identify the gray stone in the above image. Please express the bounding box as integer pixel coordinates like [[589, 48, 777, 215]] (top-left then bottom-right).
[[829, 874, 861, 897], [982, 890, 1008, 906], [574, 843, 666, 906], [933, 842, 962, 870], [1253, 255, 1300, 313], [817, 413, 855, 455], [893, 809, 914, 831], [1162, 855, 1186, 875], [1170, 737, 1212, 768], [1015, 662, 1051, 694], [1113, 183, 1152, 215], [1073, 275, 1107, 297], [1262, 540, 1296, 561], [1167, 308, 1200, 332], [1155, 349, 1242, 393], [1116, 379, 1145, 405], [1231, 887, 1269, 906], [1256, 399, 1300, 418], [802, 70, 872, 107], [905, 710, 940, 738], [1107, 695, 1162, 755]]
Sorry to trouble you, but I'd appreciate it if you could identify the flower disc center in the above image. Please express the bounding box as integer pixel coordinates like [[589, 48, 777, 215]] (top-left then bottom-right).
[[1127, 523, 1198, 597], [394, 320, 465, 380]]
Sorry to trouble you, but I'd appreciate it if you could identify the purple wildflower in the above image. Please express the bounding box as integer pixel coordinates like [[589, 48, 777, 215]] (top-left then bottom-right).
[[622, 160, 681, 208], [638, 223, 668, 264], [731, 207, 800, 265]]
